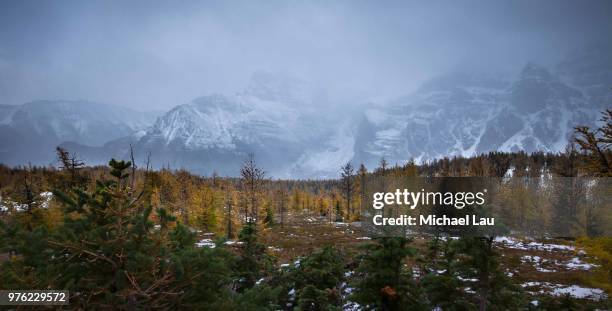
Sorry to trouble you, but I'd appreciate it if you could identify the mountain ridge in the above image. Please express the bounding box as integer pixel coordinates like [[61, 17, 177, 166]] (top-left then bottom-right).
[[2, 48, 610, 178]]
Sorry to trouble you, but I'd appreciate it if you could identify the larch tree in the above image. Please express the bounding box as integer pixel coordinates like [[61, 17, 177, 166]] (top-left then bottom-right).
[[55, 146, 86, 190], [377, 157, 389, 217], [358, 164, 367, 219], [225, 188, 235, 239], [275, 186, 288, 228], [240, 154, 265, 224], [340, 161, 355, 219], [574, 109, 612, 176]]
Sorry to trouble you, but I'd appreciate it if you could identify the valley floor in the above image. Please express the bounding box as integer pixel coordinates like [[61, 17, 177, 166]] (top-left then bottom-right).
[[196, 213, 609, 309]]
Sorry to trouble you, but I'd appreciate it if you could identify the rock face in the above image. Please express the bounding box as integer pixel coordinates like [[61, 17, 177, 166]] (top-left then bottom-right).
[[132, 93, 306, 177], [353, 46, 610, 170], [1, 47, 610, 178]]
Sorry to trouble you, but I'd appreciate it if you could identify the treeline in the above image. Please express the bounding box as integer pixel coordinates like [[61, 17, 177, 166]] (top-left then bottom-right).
[[0, 145, 608, 230], [0, 156, 345, 235], [1, 110, 610, 227]]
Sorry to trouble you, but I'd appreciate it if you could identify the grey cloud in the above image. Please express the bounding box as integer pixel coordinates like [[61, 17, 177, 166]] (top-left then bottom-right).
[[0, 0, 610, 110]]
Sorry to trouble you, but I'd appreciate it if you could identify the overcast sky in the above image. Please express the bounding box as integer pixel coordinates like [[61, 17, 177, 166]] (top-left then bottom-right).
[[1, 0, 611, 111]]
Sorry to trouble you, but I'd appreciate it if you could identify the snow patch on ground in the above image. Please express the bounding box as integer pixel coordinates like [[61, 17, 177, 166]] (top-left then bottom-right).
[[521, 282, 607, 301], [494, 236, 575, 252], [550, 285, 606, 300], [457, 276, 478, 282], [195, 239, 215, 248], [0, 192, 53, 213], [340, 271, 360, 311], [521, 255, 557, 272], [564, 257, 597, 270]]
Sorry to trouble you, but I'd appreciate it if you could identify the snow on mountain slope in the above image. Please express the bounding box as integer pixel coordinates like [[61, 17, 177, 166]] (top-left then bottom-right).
[[354, 53, 609, 170], [353, 73, 510, 167], [143, 93, 301, 150], [4, 100, 157, 146], [0, 100, 160, 166], [120, 73, 326, 177], [2, 48, 609, 178], [288, 116, 357, 179], [480, 63, 602, 154]]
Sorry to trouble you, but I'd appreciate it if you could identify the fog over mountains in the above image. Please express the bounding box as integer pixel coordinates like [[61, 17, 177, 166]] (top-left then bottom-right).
[[1, 47, 610, 178], [0, 101, 159, 166]]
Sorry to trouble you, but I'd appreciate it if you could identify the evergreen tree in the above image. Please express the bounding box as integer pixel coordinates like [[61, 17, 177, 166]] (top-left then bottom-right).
[[455, 237, 523, 311], [420, 238, 475, 310], [0, 158, 237, 308], [236, 221, 273, 291], [289, 246, 345, 310], [264, 202, 274, 227], [351, 237, 428, 311]]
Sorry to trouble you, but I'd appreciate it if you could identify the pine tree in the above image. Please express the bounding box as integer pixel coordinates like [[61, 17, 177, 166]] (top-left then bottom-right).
[[351, 237, 428, 311], [1, 158, 237, 308], [454, 237, 523, 311], [264, 202, 274, 227], [236, 221, 273, 291], [420, 238, 475, 310], [290, 246, 345, 310]]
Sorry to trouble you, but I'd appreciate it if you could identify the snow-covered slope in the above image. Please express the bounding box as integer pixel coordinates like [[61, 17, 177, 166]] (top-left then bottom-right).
[[143, 93, 301, 150], [354, 48, 610, 170], [0, 100, 159, 166], [9, 100, 156, 145], [353, 73, 510, 166], [129, 93, 304, 176], [1, 48, 609, 178]]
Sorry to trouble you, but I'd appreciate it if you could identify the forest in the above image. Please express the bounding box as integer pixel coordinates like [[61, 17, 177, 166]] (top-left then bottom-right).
[[0, 110, 610, 310]]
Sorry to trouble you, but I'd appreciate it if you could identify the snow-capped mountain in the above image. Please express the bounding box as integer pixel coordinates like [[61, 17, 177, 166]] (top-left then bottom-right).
[[353, 47, 610, 170], [132, 92, 305, 176], [353, 73, 510, 166], [0, 100, 159, 166], [144, 94, 300, 150], [1, 47, 609, 178], [126, 73, 366, 178], [60, 73, 339, 177]]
